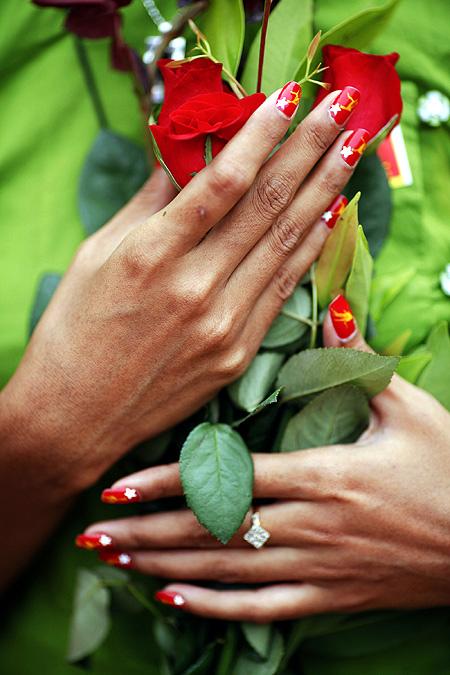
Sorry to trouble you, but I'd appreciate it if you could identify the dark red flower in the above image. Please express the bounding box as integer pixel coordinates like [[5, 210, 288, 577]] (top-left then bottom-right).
[[32, 0, 133, 71], [150, 58, 265, 187], [314, 45, 402, 141]]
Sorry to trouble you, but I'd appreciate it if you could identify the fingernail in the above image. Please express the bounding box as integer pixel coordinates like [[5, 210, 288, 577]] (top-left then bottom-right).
[[75, 533, 114, 550], [276, 81, 302, 119], [101, 487, 141, 504], [329, 294, 357, 341], [340, 128, 370, 167], [328, 86, 360, 126], [99, 550, 133, 568], [155, 590, 186, 608], [321, 194, 348, 229]]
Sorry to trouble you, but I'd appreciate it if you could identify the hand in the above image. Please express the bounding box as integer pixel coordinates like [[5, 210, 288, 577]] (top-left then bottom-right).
[[81, 299, 450, 622], [3, 84, 363, 493]]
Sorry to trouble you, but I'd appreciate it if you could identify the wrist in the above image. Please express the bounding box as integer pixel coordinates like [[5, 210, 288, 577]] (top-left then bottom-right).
[[0, 373, 105, 498]]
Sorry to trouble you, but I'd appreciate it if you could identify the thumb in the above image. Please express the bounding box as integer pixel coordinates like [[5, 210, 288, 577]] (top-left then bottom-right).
[[323, 293, 406, 423], [323, 294, 372, 353]]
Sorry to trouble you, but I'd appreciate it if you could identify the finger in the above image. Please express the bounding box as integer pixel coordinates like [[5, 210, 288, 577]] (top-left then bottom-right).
[[101, 447, 351, 503], [145, 84, 303, 253], [99, 546, 319, 583], [202, 86, 361, 276], [323, 294, 407, 418], [236, 199, 344, 349], [153, 583, 332, 622], [81, 501, 330, 550]]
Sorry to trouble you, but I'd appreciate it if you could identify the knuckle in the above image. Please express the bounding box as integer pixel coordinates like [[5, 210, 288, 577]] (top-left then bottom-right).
[[118, 239, 155, 280], [202, 314, 236, 351], [272, 265, 299, 301], [270, 210, 308, 257], [241, 600, 273, 623], [172, 278, 213, 315], [209, 163, 250, 198], [253, 173, 293, 217], [215, 345, 249, 380], [319, 171, 346, 198], [304, 121, 331, 154]]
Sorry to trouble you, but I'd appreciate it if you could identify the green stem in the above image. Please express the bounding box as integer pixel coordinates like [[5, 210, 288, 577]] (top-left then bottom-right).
[[309, 263, 318, 348], [126, 583, 163, 619], [281, 310, 314, 327], [256, 0, 272, 93], [74, 37, 109, 129]]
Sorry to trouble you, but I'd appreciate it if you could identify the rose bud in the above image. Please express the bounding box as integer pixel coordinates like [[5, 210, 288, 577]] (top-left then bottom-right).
[[314, 45, 402, 147], [149, 58, 266, 188]]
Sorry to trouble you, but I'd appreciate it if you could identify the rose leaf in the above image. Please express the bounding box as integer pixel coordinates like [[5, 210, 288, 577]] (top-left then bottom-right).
[[180, 423, 253, 544]]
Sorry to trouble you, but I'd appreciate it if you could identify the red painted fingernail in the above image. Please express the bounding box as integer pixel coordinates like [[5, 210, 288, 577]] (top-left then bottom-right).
[[101, 487, 141, 504], [340, 128, 370, 167], [321, 194, 348, 229], [99, 550, 133, 568], [328, 86, 361, 126], [329, 294, 357, 341], [155, 590, 186, 608], [75, 533, 114, 550], [276, 81, 302, 119]]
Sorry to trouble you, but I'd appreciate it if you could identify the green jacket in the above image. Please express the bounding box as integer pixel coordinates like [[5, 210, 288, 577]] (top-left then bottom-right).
[[0, 1, 449, 673]]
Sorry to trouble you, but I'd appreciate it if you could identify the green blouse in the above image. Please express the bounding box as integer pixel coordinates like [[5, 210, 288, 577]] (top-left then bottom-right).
[[1, 1, 449, 673]]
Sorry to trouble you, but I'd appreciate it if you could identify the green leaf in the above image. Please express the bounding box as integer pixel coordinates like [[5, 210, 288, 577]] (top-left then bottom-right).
[[67, 568, 110, 663], [396, 348, 432, 383], [242, 622, 273, 659], [277, 348, 399, 402], [344, 153, 392, 258], [133, 429, 173, 465], [345, 225, 373, 335], [197, 0, 245, 75], [241, 0, 313, 94], [281, 385, 369, 451], [29, 272, 62, 337], [180, 423, 253, 543], [294, 0, 400, 85], [182, 641, 217, 675], [233, 388, 283, 428], [262, 286, 312, 348], [234, 628, 284, 675], [228, 352, 285, 411], [418, 321, 450, 410], [78, 129, 150, 235], [316, 193, 360, 308], [319, 0, 400, 52], [370, 266, 416, 323], [203, 135, 213, 165]]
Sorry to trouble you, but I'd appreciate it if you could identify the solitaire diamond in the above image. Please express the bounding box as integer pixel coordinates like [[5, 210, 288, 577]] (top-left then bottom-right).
[[243, 513, 270, 549]]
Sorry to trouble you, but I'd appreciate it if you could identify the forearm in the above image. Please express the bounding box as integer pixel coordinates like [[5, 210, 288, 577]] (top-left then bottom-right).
[[0, 384, 83, 591]]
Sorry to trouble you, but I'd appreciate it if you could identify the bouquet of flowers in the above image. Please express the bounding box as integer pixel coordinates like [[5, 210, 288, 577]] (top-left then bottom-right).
[[31, 0, 431, 672]]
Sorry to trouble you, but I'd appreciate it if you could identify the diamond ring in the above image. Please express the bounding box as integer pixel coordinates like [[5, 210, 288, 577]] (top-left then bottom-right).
[[243, 511, 270, 549]]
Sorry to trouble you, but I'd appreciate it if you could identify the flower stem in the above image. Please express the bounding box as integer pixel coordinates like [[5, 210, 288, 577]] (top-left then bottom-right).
[[309, 263, 318, 348], [256, 0, 272, 93], [74, 37, 109, 129]]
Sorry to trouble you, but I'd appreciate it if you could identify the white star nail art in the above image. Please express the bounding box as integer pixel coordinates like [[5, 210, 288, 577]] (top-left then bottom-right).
[[99, 534, 112, 546], [118, 553, 131, 565], [341, 145, 353, 159], [124, 487, 137, 500], [173, 594, 185, 606], [276, 97, 289, 110], [321, 210, 333, 222], [329, 103, 341, 115]]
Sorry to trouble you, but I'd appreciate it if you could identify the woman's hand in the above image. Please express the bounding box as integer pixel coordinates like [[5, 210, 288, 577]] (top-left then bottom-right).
[[82, 301, 450, 622], [3, 84, 364, 493]]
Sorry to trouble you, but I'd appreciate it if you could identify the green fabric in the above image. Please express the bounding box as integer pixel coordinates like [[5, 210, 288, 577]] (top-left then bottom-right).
[[0, 0, 449, 673]]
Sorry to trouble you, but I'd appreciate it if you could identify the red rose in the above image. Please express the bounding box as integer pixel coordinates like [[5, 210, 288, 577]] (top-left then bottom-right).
[[314, 45, 402, 142], [150, 59, 266, 188], [32, 0, 133, 70]]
